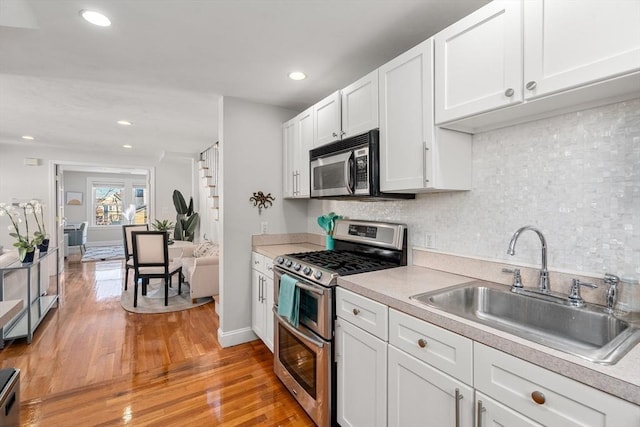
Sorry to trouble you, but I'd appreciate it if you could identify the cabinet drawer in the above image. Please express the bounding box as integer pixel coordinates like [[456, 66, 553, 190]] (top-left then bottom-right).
[[336, 287, 388, 341], [251, 252, 265, 274], [389, 309, 472, 385], [475, 343, 640, 427]]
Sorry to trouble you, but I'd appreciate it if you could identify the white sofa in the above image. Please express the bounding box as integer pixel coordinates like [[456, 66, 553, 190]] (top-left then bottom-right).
[[179, 243, 219, 303]]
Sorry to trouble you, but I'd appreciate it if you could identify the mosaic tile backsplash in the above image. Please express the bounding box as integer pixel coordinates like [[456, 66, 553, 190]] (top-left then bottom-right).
[[308, 98, 640, 277]]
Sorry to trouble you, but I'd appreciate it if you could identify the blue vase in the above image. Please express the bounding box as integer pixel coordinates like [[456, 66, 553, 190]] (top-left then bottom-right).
[[325, 234, 335, 250]]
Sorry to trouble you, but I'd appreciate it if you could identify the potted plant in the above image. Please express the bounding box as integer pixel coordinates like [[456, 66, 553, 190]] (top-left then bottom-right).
[[172, 190, 199, 242], [0, 202, 42, 263], [27, 200, 49, 253], [151, 219, 175, 241]]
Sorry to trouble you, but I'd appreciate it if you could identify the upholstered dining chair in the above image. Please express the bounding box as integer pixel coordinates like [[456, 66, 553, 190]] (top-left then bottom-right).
[[131, 231, 182, 307], [122, 224, 149, 290]]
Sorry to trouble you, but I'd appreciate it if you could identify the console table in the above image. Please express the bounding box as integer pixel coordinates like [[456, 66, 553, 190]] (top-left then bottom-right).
[[0, 247, 59, 348]]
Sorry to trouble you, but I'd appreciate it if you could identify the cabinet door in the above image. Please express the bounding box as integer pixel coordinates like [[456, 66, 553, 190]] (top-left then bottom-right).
[[524, 0, 640, 100], [379, 39, 432, 192], [335, 317, 387, 427], [388, 345, 474, 427], [296, 107, 313, 198], [251, 269, 265, 341], [313, 91, 341, 147], [476, 392, 544, 427], [282, 118, 297, 198], [435, 0, 522, 123], [341, 70, 379, 139]]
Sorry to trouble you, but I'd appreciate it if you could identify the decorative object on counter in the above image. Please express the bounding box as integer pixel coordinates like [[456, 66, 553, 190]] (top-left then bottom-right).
[[616, 275, 640, 314], [317, 212, 342, 250], [27, 200, 49, 253], [0, 202, 44, 262], [249, 191, 275, 214], [172, 190, 199, 242]]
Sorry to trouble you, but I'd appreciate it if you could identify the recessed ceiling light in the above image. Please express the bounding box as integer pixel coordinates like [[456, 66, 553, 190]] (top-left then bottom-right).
[[21, 135, 35, 140], [288, 71, 307, 81], [117, 120, 132, 126], [80, 10, 111, 27], [122, 145, 133, 149]]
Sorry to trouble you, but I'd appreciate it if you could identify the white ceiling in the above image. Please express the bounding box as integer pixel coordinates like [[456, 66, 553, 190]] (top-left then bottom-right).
[[0, 0, 489, 158]]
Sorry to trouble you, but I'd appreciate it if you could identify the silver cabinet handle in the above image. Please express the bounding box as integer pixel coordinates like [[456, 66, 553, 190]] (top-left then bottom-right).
[[423, 141, 430, 184], [477, 400, 486, 427], [332, 132, 338, 138], [504, 88, 515, 97], [525, 81, 537, 90], [455, 388, 462, 427], [340, 130, 346, 136]]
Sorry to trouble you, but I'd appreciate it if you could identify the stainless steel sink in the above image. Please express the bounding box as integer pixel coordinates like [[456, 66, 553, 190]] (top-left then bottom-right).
[[410, 281, 640, 364]]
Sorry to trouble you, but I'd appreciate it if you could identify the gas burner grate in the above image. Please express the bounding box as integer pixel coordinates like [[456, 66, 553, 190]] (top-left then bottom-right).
[[288, 250, 398, 276]]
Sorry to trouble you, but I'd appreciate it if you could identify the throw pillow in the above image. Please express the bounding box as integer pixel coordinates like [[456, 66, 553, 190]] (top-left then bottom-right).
[[194, 241, 219, 258]]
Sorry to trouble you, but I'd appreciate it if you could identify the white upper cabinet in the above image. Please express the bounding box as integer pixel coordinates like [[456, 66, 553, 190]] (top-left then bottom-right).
[[313, 91, 342, 147], [523, 0, 640, 99], [313, 71, 379, 147], [341, 70, 379, 139], [379, 38, 472, 193], [435, 0, 640, 132], [435, 0, 523, 124], [283, 107, 313, 198]]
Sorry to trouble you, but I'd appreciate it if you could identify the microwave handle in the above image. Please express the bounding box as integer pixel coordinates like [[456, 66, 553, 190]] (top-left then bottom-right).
[[346, 151, 355, 194]]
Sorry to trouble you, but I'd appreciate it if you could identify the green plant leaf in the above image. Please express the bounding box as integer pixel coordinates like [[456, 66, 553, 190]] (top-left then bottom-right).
[[172, 190, 188, 215]]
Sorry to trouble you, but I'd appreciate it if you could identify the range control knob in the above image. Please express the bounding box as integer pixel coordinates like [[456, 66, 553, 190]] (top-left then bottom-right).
[[285, 260, 293, 268], [276, 256, 284, 264], [303, 266, 312, 275], [314, 271, 323, 280], [293, 263, 301, 271]]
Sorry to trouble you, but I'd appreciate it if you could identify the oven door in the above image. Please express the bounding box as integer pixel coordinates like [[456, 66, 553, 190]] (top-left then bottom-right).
[[274, 268, 333, 340], [310, 150, 354, 197], [274, 309, 332, 427]]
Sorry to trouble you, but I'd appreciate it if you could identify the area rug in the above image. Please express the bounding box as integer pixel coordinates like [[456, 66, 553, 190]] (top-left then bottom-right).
[[81, 245, 125, 262], [120, 280, 213, 314]]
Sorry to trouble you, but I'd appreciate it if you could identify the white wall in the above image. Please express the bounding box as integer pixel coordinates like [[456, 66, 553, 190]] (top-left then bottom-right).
[[217, 96, 302, 346], [308, 98, 640, 278]]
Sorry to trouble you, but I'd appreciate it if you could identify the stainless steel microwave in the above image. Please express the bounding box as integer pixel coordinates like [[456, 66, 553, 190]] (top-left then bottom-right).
[[309, 130, 414, 200]]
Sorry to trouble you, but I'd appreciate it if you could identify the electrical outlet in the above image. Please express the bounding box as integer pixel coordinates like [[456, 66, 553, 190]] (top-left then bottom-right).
[[261, 221, 268, 234], [425, 232, 436, 249]]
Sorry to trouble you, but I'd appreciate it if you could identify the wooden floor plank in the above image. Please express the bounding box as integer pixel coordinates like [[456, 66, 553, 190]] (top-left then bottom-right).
[[1, 258, 314, 426]]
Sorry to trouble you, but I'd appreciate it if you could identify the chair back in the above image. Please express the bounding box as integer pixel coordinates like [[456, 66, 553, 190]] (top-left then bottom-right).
[[131, 231, 170, 269], [80, 221, 89, 244], [123, 224, 149, 260]]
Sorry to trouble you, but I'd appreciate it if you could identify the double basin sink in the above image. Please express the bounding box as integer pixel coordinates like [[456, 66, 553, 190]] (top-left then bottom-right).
[[411, 281, 640, 365]]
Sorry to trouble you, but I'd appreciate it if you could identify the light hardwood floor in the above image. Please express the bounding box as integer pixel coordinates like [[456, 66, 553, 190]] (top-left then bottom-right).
[[0, 257, 314, 426]]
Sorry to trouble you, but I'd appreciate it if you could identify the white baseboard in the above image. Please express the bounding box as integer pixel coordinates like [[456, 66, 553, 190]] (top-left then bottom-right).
[[217, 326, 257, 348]]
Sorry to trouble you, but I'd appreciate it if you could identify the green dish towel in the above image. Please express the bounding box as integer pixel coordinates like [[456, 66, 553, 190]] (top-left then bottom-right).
[[277, 274, 300, 327]]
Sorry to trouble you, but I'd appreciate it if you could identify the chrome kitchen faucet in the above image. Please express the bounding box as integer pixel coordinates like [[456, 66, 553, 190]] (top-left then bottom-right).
[[507, 226, 551, 294]]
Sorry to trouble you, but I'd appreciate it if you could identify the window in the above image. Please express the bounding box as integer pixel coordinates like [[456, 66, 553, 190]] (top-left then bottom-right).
[[90, 178, 148, 226]]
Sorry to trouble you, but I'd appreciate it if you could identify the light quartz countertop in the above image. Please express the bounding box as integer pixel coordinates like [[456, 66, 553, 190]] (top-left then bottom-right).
[[338, 265, 640, 405], [253, 243, 325, 260]]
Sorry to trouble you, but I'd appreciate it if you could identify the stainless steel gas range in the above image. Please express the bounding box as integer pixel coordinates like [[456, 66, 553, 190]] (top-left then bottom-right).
[[273, 219, 408, 427]]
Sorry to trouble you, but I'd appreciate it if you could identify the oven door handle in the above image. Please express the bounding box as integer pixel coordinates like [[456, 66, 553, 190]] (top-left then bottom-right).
[[273, 308, 326, 349], [294, 281, 325, 296]]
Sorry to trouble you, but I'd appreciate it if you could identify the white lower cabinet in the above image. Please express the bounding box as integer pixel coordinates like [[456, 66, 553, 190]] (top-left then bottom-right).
[[388, 345, 474, 427], [336, 288, 640, 426], [475, 392, 544, 427], [250, 252, 274, 352], [336, 287, 388, 427], [475, 343, 640, 427], [335, 317, 387, 427]]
